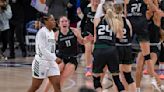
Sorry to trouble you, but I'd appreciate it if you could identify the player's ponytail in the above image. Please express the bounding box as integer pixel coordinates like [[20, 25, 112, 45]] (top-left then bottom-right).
[[102, 1, 123, 35]]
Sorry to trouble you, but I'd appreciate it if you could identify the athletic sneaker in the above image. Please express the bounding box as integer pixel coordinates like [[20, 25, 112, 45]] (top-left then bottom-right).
[[151, 77, 160, 91], [159, 74, 164, 80], [143, 69, 148, 75], [85, 66, 92, 77], [159, 85, 164, 92], [136, 88, 141, 92], [151, 77, 164, 92], [102, 76, 113, 89]]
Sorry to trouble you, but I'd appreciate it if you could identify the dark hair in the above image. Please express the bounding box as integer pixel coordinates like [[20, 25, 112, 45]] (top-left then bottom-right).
[[41, 13, 53, 24], [0, 0, 7, 11]]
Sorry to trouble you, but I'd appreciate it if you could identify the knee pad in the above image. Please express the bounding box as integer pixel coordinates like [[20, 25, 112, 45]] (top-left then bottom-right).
[[144, 54, 151, 61], [93, 76, 102, 89], [112, 75, 125, 91], [123, 72, 134, 84]]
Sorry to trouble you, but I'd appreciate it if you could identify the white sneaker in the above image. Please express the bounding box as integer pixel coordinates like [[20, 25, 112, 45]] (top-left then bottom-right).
[[159, 85, 164, 92], [102, 77, 113, 89], [136, 88, 141, 92], [151, 78, 161, 92]]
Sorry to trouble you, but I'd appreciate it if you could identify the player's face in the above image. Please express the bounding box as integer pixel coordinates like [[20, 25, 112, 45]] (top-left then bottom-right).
[[91, 0, 100, 6], [46, 15, 56, 29], [59, 17, 69, 30]]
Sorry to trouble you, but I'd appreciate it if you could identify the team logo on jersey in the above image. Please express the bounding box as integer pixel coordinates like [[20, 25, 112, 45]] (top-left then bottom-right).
[[48, 39, 55, 43], [60, 36, 74, 41], [41, 72, 45, 76]]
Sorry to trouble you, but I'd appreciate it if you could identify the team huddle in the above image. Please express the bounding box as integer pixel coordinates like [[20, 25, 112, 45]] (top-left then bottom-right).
[[27, 0, 164, 92]]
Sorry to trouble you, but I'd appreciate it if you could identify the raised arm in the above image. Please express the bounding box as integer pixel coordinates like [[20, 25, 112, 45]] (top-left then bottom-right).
[[71, 27, 84, 45], [93, 18, 101, 43]]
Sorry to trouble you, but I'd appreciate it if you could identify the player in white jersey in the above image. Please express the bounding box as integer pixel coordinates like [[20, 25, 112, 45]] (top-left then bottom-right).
[[28, 14, 61, 92]]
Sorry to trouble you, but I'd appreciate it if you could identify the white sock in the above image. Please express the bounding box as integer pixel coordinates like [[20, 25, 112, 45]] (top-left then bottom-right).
[[136, 88, 141, 92]]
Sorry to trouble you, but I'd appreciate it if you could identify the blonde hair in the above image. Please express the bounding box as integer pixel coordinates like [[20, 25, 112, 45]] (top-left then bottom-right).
[[102, 1, 123, 33], [114, 4, 124, 29]]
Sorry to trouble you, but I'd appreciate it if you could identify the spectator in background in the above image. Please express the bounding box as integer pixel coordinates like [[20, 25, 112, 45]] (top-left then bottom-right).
[[0, 0, 12, 60], [22, 0, 41, 33], [67, 0, 81, 28], [8, 0, 26, 58], [46, 0, 69, 20]]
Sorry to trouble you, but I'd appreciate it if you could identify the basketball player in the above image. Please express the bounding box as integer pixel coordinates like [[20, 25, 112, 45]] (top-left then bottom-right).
[[114, 2, 136, 91], [79, 0, 100, 77], [93, 1, 125, 92], [27, 14, 61, 92], [44, 16, 86, 92], [125, 0, 164, 92]]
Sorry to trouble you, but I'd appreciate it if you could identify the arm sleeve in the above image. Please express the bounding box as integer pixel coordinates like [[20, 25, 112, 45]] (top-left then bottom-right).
[[37, 31, 56, 61]]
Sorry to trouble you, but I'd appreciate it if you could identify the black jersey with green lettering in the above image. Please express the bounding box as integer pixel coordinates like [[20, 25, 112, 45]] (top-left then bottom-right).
[[57, 29, 78, 57], [116, 17, 131, 44], [95, 16, 116, 46], [81, 6, 96, 35], [126, 0, 147, 17]]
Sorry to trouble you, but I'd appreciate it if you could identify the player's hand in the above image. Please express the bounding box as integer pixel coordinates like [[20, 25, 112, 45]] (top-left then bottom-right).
[[56, 57, 62, 64], [84, 34, 94, 44]]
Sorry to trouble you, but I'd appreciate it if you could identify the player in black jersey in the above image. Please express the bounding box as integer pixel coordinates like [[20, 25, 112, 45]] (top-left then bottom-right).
[[114, 2, 136, 91], [77, 0, 100, 77], [93, 1, 125, 92], [137, 5, 164, 91], [125, 0, 164, 92], [44, 16, 85, 92]]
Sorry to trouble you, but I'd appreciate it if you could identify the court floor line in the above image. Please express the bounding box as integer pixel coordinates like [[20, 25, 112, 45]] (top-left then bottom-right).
[[63, 79, 76, 91]]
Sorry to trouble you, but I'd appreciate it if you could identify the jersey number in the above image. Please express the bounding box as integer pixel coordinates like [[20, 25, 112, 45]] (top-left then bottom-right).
[[65, 40, 71, 47], [122, 29, 127, 39], [131, 3, 142, 13], [98, 25, 113, 36]]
